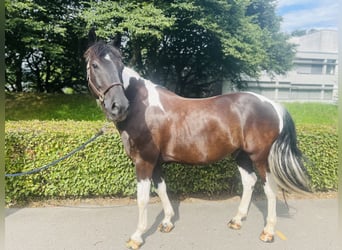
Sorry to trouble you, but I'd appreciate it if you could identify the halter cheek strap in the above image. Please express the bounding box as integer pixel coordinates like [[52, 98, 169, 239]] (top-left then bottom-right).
[[88, 80, 123, 103], [98, 82, 123, 102]]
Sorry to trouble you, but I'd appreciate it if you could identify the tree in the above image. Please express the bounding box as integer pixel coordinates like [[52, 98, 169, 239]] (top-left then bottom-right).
[[5, 0, 87, 92], [150, 1, 227, 96], [81, 0, 295, 97], [246, 0, 295, 76], [81, 1, 174, 69], [6, 0, 294, 96]]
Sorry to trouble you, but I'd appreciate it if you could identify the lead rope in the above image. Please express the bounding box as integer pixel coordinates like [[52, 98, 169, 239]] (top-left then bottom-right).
[[282, 189, 289, 210], [5, 123, 112, 177]]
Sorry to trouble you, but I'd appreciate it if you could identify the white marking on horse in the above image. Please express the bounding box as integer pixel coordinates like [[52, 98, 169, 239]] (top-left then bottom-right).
[[122, 67, 165, 112], [130, 179, 151, 244], [263, 172, 277, 235], [144, 80, 165, 112], [104, 54, 112, 62], [156, 178, 174, 228], [246, 92, 284, 132], [122, 67, 140, 88], [230, 167, 257, 226]]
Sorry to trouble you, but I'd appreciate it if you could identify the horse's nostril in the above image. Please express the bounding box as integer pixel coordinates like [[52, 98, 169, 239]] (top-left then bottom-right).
[[112, 102, 117, 110]]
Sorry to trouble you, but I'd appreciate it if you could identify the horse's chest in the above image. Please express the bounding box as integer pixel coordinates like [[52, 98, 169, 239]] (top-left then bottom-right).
[[120, 131, 132, 156], [119, 127, 157, 158]]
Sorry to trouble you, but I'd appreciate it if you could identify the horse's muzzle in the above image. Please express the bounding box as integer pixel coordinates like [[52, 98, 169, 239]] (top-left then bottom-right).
[[101, 84, 130, 122], [111, 103, 129, 122], [103, 98, 129, 122]]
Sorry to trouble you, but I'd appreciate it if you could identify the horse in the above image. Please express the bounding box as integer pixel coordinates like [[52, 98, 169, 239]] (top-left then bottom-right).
[[84, 41, 311, 249]]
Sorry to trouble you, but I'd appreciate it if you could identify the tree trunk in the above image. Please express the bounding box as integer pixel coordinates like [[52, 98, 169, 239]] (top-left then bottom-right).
[[14, 57, 23, 92], [44, 59, 51, 92], [35, 65, 44, 93]]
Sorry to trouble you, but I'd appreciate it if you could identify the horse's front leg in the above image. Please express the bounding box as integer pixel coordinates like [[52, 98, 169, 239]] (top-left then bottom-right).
[[126, 179, 151, 250]]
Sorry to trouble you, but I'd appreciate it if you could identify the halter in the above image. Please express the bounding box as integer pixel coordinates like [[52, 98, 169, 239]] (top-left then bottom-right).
[[88, 78, 123, 103]]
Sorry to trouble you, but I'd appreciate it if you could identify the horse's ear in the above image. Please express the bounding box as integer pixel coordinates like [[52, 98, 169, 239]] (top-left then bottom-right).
[[109, 33, 122, 48], [88, 27, 97, 46]]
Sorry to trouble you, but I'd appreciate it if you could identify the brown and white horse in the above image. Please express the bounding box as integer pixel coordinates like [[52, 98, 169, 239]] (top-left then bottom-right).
[[84, 41, 311, 249]]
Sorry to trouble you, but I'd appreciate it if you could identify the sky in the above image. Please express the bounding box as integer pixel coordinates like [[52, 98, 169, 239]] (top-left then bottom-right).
[[276, 0, 339, 33]]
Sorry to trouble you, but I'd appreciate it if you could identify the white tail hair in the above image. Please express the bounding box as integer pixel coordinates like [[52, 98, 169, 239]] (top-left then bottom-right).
[[268, 108, 311, 194]]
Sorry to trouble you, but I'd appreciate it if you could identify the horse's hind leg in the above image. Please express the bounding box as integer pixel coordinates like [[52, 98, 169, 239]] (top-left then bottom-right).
[[152, 166, 175, 233], [228, 152, 257, 230], [249, 156, 278, 243], [260, 171, 277, 243]]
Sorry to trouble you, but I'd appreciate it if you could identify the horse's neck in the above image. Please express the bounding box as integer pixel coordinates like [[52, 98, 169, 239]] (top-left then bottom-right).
[[116, 67, 151, 130], [122, 67, 160, 89], [122, 67, 142, 89]]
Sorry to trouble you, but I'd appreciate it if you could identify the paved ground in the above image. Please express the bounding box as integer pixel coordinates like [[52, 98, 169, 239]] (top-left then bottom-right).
[[5, 196, 339, 250]]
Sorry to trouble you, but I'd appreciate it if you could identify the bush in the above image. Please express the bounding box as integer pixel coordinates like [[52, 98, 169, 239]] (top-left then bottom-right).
[[297, 125, 338, 191], [5, 121, 337, 205], [5, 121, 136, 204]]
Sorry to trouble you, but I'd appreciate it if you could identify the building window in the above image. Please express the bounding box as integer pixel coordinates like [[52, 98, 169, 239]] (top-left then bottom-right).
[[295, 59, 324, 74], [326, 59, 336, 75], [290, 84, 321, 100], [310, 64, 323, 74]]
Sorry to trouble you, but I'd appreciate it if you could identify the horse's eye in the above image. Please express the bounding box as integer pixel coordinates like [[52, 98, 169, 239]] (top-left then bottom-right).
[[92, 63, 98, 69]]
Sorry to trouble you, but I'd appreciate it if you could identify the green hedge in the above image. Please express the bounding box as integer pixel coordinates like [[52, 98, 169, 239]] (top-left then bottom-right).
[[296, 125, 338, 191], [5, 121, 338, 205]]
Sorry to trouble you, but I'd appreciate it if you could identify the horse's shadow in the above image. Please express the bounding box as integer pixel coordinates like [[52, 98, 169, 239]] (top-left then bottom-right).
[[142, 193, 294, 243], [143, 199, 181, 241], [251, 194, 295, 224]]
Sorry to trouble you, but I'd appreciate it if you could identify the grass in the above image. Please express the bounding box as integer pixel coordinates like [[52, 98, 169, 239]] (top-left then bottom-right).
[[5, 93, 338, 126], [283, 102, 338, 126], [5, 93, 106, 121]]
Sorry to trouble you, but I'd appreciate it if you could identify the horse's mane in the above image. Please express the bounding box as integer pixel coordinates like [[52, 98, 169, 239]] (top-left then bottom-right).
[[84, 41, 122, 62]]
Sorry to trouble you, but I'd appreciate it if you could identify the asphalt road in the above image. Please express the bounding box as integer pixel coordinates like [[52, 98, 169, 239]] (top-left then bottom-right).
[[5, 197, 339, 250]]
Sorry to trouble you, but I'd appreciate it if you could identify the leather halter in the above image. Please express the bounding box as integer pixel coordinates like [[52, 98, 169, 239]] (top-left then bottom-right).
[[88, 79, 123, 103]]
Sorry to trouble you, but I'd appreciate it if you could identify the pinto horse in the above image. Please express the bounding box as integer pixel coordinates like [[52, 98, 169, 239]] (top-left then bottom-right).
[[84, 41, 311, 249]]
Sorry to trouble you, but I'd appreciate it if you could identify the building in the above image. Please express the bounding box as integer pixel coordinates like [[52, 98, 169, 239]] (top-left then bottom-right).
[[223, 30, 339, 102]]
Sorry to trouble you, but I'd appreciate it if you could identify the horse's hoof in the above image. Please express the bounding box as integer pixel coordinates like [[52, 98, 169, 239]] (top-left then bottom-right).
[[227, 220, 241, 230], [259, 231, 274, 243], [158, 222, 174, 233], [126, 238, 142, 250]]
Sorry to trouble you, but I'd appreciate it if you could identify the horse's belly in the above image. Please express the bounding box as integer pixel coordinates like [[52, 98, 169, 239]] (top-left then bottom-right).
[[162, 137, 237, 164]]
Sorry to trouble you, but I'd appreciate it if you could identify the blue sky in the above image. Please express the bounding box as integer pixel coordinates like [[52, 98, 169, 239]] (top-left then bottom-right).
[[276, 0, 339, 32]]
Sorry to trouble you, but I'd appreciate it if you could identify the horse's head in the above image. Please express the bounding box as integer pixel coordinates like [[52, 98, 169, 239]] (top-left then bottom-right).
[[84, 42, 129, 122]]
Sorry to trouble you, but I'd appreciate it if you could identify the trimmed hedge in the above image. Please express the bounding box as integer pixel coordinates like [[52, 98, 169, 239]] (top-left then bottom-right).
[[5, 121, 337, 205], [296, 125, 338, 191]]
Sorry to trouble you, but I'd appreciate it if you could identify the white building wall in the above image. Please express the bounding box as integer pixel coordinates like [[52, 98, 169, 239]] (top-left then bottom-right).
[[223, 30, 339, 103]]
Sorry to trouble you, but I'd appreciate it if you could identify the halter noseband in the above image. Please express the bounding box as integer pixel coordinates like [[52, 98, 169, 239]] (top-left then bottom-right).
[[88, 80, 123, 103]]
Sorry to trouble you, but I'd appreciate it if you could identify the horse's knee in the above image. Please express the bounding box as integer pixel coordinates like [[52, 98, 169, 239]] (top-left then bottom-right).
[[137, 179, 151, 205]]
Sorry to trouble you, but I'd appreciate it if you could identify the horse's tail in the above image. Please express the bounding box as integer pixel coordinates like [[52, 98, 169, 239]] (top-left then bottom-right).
[[268, 107, 311, 194]]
